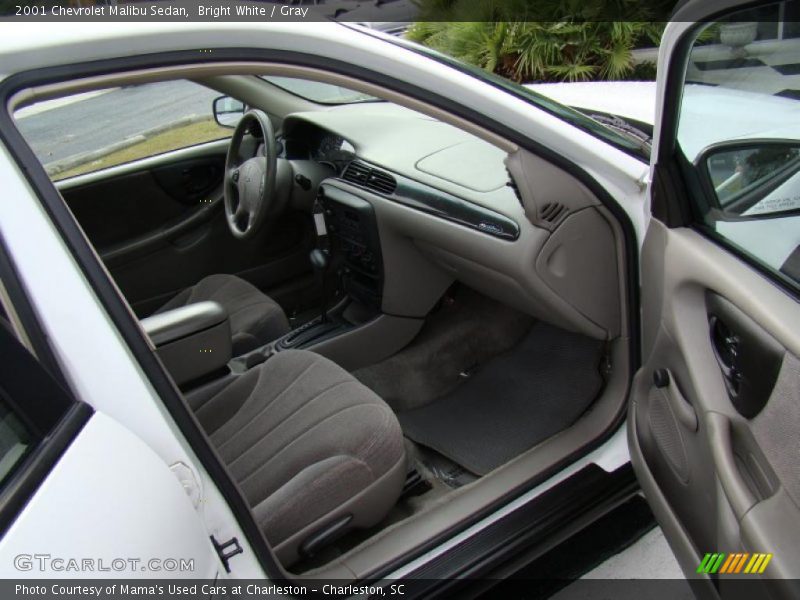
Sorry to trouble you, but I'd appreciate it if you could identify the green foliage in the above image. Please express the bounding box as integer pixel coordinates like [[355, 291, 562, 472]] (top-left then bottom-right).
[[406, 0, 669, 82]]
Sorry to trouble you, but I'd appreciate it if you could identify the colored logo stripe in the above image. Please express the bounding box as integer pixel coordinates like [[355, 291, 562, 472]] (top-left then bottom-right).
[[722, 553, 746, 574], [697, 553, 725, 574], [745, 553, 773, 574], [699, 552, 773, 574], [719, 553, 736, 573], [734, 553, 749, 573], [697, 553, 713, 573]]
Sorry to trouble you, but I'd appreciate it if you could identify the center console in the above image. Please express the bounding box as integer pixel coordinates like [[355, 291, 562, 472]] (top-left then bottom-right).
[[319, 183, 384, 310], [230, 182, 386, 372], [141, 301, 232, 387]]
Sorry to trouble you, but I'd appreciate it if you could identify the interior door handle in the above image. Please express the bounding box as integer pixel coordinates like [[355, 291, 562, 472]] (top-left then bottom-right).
[[710, 315, 743, 395], [707, 412, 757, 520], [653, 369, 698, 431]]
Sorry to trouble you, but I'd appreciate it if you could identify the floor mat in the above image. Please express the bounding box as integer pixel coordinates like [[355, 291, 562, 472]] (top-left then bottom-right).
[[398, 322, 605, 476], [354, 286, 534, 412], [412, 442, 478, 489]]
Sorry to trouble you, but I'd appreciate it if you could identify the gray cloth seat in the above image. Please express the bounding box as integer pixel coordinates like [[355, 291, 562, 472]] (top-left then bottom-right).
[[194, 349, 406, 567], [156, 274, 290, 355]]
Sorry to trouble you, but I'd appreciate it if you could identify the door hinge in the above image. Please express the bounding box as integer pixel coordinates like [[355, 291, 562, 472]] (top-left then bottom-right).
[[211, 535, 244, 573]]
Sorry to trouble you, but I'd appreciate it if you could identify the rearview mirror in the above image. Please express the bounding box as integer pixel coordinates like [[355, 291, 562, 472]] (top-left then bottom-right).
[[213, 96, 245, 128], [698, 140, 800, 217]]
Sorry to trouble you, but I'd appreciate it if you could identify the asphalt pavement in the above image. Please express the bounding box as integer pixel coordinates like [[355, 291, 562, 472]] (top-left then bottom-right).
[[15, 80, 220, 165]]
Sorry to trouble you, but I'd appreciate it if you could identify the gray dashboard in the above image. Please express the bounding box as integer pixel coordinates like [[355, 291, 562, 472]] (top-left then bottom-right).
[[282, 102, 518, 209], [282, 102, 623, 341]]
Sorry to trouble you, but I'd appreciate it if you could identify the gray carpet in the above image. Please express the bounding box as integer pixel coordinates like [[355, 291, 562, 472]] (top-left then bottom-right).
[[353, 287, 535, 412], [398, 322, 605, 476]]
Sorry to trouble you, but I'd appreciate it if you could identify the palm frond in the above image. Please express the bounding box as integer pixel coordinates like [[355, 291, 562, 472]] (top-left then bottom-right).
[[547, 62, 598, 82], [408, 0, 666, 83]]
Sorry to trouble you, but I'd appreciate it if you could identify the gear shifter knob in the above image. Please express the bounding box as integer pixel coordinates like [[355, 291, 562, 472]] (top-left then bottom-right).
[[309, 248, 329, 272], [310, 249, 331, 323]]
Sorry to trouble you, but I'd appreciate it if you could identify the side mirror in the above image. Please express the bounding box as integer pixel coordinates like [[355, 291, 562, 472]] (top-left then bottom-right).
[[213, 96, 245, 128], [698, 140, 800, 217]]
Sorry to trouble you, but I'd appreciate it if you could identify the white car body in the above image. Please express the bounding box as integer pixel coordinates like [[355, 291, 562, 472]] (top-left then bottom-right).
[[526, 81, 658, 128], [0, 6, 797, 592], [0, 21, 646, 582]]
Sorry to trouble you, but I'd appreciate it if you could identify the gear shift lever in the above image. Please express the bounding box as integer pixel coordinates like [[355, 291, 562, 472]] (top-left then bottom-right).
[[309, 249, 330, 322]]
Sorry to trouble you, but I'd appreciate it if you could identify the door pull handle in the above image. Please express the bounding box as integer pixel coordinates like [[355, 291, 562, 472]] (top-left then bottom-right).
[[653, 368, 698, 432]]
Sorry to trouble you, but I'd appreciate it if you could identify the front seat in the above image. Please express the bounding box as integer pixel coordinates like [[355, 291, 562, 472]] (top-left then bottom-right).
[[193, 349, 406, 567], [155, 274, 290, 355]]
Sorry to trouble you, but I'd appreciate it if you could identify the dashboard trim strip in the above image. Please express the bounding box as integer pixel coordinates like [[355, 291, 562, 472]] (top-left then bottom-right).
[[335, 161, 520, 241]]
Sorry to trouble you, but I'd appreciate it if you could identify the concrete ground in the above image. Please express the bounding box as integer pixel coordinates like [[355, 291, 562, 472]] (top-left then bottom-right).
[[580, 527, 685, 580], [552, 528, 694, 600], [15, 80, 219, 165]]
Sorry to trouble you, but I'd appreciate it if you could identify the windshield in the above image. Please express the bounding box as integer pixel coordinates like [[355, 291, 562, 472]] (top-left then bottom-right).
[[353, 28, 650, 162], [262, 76, 379, 105]]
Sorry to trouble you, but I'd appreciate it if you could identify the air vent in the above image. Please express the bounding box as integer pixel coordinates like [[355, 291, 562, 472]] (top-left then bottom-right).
[[342, 161, 397, 195], [539, 202, 568, 224], [342, 161, 370, 185]]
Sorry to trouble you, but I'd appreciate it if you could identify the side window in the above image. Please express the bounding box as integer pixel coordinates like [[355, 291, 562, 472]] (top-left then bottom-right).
[[0, 400, 31, 487], [677, 8, 800, 290], [14, 80, 233, 181], [0, 288, 87, 530]]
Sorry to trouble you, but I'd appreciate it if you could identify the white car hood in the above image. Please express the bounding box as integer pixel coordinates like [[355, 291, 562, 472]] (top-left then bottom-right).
[[526, 81, 657, 128], [528, 81, 800, 277], [527, 81, 800, 161]]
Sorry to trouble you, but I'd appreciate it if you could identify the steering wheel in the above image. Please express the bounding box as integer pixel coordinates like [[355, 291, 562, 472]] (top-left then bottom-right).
[[224, 109, 277, 239]]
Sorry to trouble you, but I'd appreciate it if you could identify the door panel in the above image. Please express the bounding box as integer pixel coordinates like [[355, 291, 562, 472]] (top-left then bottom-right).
[[636, 3, 800, 594], [64, 156, 224, 250], [631, 221, 800, 596], [58, 143, 315, 316]]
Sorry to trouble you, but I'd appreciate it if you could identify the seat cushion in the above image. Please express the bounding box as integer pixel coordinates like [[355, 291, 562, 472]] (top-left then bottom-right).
[[195, 350, 406, 566], [156, 274, 290, 355]]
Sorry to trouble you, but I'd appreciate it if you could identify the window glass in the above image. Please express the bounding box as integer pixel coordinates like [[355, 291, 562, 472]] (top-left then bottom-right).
[[677, 9, 800, 289], [0, 400, 31, 486], [0, 307, 66, 489], [375, 30, 651, 161], [261, 76, 378, 105], [15, 80, 232, 180], [0, 284, 82, 529]]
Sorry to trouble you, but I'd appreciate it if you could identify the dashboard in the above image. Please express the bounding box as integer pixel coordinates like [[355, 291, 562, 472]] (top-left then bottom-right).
[[279, 121, 356, 174], [276, 101, 621, 341], [279, 103, 522, 236]]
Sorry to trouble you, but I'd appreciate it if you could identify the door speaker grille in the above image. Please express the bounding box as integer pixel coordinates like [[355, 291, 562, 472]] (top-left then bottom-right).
[[648, 387, 689, 483]]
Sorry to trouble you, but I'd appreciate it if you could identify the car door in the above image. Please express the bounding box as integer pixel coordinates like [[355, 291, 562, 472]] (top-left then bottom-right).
[[631, 2, 800, 598], [0, 297, 221, 581], [17, 80, 315, 317]]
